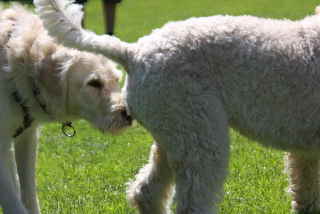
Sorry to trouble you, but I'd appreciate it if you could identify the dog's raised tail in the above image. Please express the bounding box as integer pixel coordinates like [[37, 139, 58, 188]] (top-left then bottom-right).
[[34, 0, 131, 68]]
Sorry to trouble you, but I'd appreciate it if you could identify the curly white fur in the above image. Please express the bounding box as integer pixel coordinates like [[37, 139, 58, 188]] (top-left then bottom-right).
[[35, 0, 320, 213]]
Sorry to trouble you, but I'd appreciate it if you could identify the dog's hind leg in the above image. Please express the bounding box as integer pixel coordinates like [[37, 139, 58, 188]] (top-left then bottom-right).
[[14, 126, 40, 214], [286, 152, 320, 214], [166, 95, 229, 214], [172, 105, 229, 214], [127, 142, 175, 214], [0, 136, 28, 214]]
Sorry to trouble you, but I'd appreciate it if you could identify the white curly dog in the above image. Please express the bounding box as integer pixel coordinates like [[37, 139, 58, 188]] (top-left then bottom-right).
[[0, 4, 131, 214], [36, 0, 320, 213]]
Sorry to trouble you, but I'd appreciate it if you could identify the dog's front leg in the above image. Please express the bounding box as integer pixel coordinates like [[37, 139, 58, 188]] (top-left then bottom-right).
[[286, 152, 320, 214], [127, 142, 175, 214], [0, 136, 28, 214], [15, 126, 40, 214]]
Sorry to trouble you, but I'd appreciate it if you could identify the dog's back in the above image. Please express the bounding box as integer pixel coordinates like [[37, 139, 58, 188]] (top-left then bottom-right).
[[0, 4, 34, 47], [0, 5, 18, 47], [0, 4, 57, 68], [0, 5, 20, 68]]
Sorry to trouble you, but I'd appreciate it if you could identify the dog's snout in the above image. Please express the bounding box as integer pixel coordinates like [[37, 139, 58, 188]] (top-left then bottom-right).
[[121, 109, 133, 124], [120, 109, 128, 118]]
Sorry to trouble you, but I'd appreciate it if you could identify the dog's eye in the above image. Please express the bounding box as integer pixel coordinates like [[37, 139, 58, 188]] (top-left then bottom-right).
[[87, 79, 104, 89]]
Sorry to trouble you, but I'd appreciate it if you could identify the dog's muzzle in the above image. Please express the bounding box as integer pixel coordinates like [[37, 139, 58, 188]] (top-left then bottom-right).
[[121, 109, 133, 125]]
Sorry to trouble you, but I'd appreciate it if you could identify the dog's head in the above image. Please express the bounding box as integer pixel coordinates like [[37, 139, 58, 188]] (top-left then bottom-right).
[[37, 48, 132, 134], [2, 5, 131, 134]]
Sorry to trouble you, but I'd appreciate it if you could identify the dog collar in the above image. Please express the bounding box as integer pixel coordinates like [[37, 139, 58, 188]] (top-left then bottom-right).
[[12, 91, 34, 138], [12, 81, 75, 138], [61, 121, 76, 137], [7, 25, 35, 138]]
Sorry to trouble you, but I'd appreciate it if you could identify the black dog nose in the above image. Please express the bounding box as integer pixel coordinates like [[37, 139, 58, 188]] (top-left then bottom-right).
[[121, 109, 133, 124]]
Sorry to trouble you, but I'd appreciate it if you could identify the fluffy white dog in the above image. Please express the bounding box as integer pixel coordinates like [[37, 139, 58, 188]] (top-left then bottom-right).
[[0, 4, 131, 214], [35, 0, 320, 213]]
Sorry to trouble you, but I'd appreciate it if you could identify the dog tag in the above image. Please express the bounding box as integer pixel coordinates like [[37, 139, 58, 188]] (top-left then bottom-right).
[[61, 121, 76, 137]]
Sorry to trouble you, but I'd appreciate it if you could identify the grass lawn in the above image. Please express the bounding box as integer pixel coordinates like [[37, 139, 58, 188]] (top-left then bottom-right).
[[3, 0, 320, 213]]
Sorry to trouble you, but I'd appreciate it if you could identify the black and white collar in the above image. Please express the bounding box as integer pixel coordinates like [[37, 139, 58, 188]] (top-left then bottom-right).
[[12, 80, 75, 138], [12, 90, 34, 138]]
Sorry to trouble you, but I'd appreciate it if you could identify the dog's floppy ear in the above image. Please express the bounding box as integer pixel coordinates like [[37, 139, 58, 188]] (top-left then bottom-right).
[[36, 55, 65, 97], [107, 60, 123, 82]]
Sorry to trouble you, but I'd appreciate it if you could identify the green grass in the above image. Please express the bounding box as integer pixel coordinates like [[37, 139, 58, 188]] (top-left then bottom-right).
[[37, 121, 151, 213], [4, 0, 320, 213]]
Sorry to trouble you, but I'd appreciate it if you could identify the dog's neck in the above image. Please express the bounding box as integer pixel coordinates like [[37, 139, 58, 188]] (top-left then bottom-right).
[[11, 77, 53, 138], [11, 74, 75, 138]]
